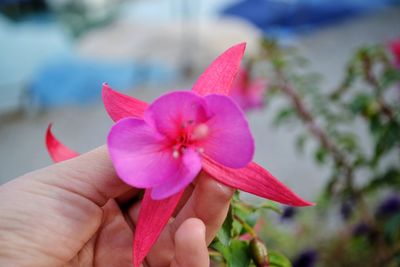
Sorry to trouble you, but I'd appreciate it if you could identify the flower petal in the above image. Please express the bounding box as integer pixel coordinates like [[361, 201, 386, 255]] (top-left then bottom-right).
[[202, 94, 254, 168], [245, 79, 267, 109], [202, 156, 314, 207], [102, 83, 148, 121], [230, 76, 267, 111], [151, 148, 201, 200], [134, 189, 184, 267], [46, 124, 79, 163], [144, 91, 208, 139], [192, 43, 246, 96], [107, 117, 178, 188], [390, 38, 400, 67]]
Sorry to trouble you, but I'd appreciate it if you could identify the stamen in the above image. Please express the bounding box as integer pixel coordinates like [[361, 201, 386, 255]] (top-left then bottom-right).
[[192, 123, 209, 140], [172, 149, 180, 159], [181, 120, 194, 129]]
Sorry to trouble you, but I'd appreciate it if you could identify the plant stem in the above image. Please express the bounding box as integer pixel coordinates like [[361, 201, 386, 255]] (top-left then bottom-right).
[[361, 53, 395, 121], [233, 214, 257, 238], [258, 203, 283, 215], [273, 67, 378, 223], [208, 249, 223, 257], [234, 200, 283, 215], [274, 69, 355, 192]]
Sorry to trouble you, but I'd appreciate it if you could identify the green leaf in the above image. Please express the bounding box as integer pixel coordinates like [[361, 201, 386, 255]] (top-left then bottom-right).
[[217, 207, 234, 246], [268, 250, 292, 267], [391, 253, 400, 267], [232, 201, 262, 236], [373, 121, 400, 160], [314, 146, 327, 165], [258, 202, 283, 215], [228, 240, 251, 267], [362, 168, 400, 193], [349, 93, 372, 114], [380, 68, 400, 88], [232, 220, 244, 237], [274, 107, 295, 126], [336, 132, 358, 152], [384, 214, 400, 244], [295, 134, 308, 154], [369, 115, 382, 136], [211, 240, 230, 264]]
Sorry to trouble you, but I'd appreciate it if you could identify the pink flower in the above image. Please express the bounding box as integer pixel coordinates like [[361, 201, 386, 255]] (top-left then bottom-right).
[[45, 43, 313, 267], [390, 38, 400, 68], [229, 67, 267, 111], [107, 91, 254, 199]]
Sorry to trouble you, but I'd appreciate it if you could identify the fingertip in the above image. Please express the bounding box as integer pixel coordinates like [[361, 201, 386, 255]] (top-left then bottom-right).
[[173, 218, 209, 267], [176, 218, 206, 241], [198, 172, 235, 203], [170, 173, 235, 247]]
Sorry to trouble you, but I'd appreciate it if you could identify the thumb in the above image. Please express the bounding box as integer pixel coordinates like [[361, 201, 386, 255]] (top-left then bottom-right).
[[171, 218, 210, 267], [0, 146, 131, 266], [39, 145, 131, 206]]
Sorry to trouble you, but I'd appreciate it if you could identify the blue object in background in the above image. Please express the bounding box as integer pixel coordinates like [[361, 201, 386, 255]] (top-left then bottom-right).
[[221, 0, 400, 37], [28, 57, 174, 108], [0, 13, 71, 113]]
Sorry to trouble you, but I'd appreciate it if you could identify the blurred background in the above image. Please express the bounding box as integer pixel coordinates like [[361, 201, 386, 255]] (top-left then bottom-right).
[[0, 1, 400, 266], [0, 0, 397, 193]]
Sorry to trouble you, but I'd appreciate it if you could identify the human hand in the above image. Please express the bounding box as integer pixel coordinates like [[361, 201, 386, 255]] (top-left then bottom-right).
[[0, 146, 234, 267]]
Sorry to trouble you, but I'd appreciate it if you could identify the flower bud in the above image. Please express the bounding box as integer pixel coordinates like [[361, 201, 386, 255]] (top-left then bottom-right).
[[375, 194, 400, 219], [352, 221, 370, 237], [250, 238, 269, 267], [340, 200, 354, 221], [293, 249, 318, 267], [281, 206, 296, 221]]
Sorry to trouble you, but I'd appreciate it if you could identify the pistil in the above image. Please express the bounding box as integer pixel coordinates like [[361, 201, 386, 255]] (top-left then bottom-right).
[[171, 122, 209, 159]]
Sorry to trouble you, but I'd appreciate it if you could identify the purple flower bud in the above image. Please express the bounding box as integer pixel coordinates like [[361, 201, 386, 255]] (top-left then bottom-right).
[[375, 194, 400, 219], [340, 200, 354, 221], [352, 222, 370, 237], [293, 249, 318, 267], [281, 206, 296, 221]]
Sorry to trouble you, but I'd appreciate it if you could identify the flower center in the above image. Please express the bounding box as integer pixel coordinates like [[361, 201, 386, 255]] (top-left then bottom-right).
[[172, 121, 209, 159]]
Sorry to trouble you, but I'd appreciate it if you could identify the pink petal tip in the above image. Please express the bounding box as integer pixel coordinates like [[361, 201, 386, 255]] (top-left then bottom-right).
[[102, 83, 148, 122], [133, 189, 184, 267], [46, 124, 79, 163], [202, 156, 314, 207], [192, 43, 246, 96]]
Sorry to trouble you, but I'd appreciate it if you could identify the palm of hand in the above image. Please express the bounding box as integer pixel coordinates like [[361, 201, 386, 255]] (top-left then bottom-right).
[[0, 148, 233, 267]]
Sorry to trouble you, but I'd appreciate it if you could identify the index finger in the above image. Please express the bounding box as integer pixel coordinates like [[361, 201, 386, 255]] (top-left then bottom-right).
[[36, 146, 132, 206], [138, 173, 234, 267]]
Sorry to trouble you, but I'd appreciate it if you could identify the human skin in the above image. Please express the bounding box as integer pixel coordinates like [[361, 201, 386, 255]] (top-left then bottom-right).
[[0, 146, 234, 267]]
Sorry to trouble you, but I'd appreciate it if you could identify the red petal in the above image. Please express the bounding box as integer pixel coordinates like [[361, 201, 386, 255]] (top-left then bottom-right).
[[192, 43, 246, 96], [46, 124, 80, 163], [201, 156, 314, 207], [133, 189, 184, 267], [102, 83, 148, 122]]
